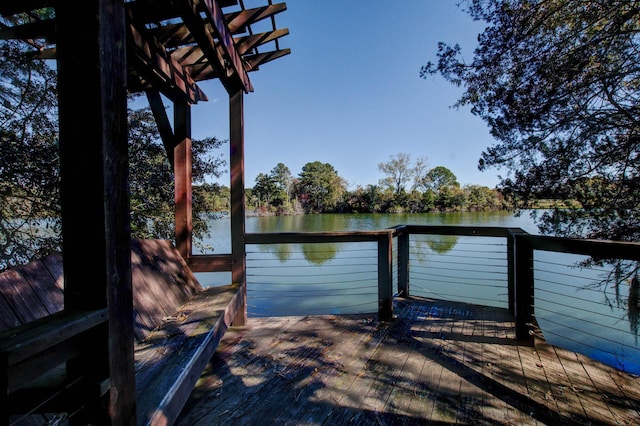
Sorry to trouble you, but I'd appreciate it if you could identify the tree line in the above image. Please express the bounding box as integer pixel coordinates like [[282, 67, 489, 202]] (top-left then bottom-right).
[[199, 153, 507, 216]]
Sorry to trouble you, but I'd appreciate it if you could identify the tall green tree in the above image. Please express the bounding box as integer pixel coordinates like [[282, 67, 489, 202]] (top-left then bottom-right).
[[270, 162, 293, 205], [422, 166, 460, 193], [252, 172, 278, 208], [297, 161, 346, 212], [422, 0, 640, 242]]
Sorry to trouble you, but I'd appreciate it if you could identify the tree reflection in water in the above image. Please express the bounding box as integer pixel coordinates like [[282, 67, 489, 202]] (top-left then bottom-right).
[[301, 243, 338, 265]]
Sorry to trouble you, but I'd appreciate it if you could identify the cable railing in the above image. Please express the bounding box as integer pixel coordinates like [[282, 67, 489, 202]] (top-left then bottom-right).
[[244, 225, 640, 374], [409, 235, 509, 308], [246, 242, 379, 317], [245, 230, 396, 319]]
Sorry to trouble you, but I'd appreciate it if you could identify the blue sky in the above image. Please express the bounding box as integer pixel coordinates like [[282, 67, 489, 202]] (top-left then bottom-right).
[[186, 1, 499, 190]]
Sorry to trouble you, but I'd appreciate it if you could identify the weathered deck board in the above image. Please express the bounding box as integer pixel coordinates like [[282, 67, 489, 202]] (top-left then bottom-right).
[[177, 297, 640, 425]]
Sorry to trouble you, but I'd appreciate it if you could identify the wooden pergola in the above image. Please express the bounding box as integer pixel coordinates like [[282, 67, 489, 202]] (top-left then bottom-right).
[[0, 1, 289, 423]]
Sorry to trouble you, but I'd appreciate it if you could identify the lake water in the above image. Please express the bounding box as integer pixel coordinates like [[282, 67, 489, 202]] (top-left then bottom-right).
[[194, 210, 640, 375]]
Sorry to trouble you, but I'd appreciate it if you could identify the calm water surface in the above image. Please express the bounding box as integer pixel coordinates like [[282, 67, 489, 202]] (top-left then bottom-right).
[[195, 211, 640, 375]]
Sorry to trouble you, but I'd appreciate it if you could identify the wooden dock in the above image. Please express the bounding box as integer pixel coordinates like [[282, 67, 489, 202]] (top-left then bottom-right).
[[177, 297, 640, 425]]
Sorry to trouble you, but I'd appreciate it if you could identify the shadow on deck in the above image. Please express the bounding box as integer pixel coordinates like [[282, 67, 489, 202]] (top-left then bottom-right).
[[177, 297, 640, 426]]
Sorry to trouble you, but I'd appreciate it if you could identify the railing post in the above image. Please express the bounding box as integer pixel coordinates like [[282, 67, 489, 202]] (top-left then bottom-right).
[[397, 227, 410, 297], [378, 231, 394, 321], [507, 231, 515, 316], [514, 233, 535, 346]]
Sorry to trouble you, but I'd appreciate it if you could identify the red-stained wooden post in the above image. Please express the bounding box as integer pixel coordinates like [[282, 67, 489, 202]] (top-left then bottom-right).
[[174, 99, 193, 260], [230, 89, 247, 326]]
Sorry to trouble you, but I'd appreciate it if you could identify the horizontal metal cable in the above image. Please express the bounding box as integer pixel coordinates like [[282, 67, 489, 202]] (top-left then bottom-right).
[[534, 311, 640, 358], [246, 280, 375, 289], [534, 305, 638, 341], [247, 269, 375, 277], [536, 287, 625, 310], [247, 261, 377, 268], [534, 267, 609, 282], [535, 294, 629, 323], [247, 283, 377, 293], [409, 246, 506, 254], [410, 287, 507, 304], [412, 259, 508, 269], [246, 246, 377, 254], [247, 300, 377, 315], [411, 239, 506, 247], [247, 254, 377, 261], [410, 276, 505, 289], [534, 277, 620, 296], [248, 291, 377, 298], [411, 269, 508, 282], [535, 259, 613, 274]]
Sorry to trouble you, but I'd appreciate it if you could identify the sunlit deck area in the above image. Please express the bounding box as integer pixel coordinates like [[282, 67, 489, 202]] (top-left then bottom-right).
[[177, 296, 640, 426]]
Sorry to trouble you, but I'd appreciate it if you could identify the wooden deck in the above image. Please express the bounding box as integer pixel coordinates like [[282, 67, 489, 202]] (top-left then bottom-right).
[[177, 297, 640, 426]]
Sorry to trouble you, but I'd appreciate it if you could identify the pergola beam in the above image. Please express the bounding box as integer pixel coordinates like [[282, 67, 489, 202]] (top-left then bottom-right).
[[244, 48, 291, 72], [198, 0, 253, 93], [226, 3, 287, 34], [127, 13, 207, 104], [145, 90, 176, 168], [174, 0, 234, 94], [173, 30, 290, 80], [235, 28, 289, 55]]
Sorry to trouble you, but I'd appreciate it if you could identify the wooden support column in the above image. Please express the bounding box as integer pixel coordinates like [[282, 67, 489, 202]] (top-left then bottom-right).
[[230, 89, 247, 325], [56, 0, 135, 423], [174, 99, 193, 260]]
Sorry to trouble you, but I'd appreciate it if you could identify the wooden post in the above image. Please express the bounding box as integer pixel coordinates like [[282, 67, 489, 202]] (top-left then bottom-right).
[[56, 0, 135, 423], [378, 231, 394, 321], [507, 231, 516, 316], [174, 99, 193, 260], [230, 89, 247, 326], [396, 227, 410, 297], [514, 233, 535, 346]]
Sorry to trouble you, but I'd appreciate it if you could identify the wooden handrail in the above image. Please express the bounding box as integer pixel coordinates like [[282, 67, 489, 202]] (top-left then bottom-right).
[[0, 308, 108, 400], [405, 225, 522, 238], [246, 230, 392, 244], [0, 308, 108, 368], [525, 234, 640, 260]]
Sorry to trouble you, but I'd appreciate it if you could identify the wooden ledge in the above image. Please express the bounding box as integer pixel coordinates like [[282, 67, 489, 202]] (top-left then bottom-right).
[[134, 283, 244, 426]]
